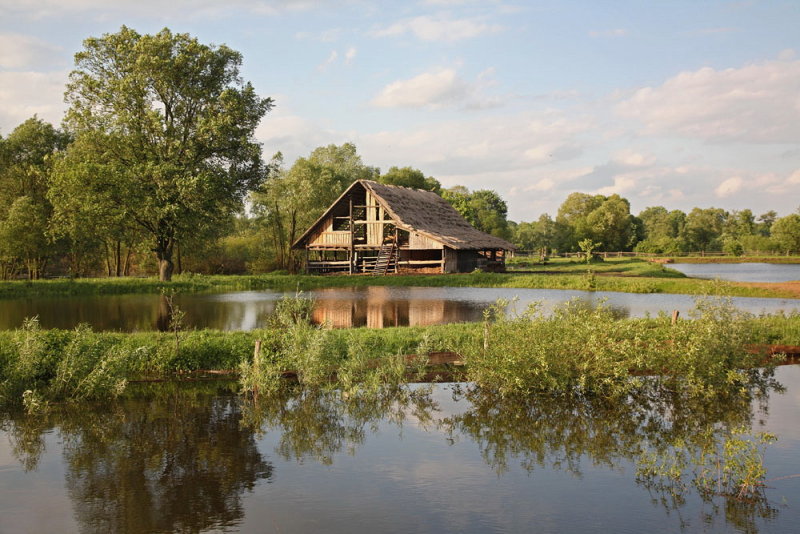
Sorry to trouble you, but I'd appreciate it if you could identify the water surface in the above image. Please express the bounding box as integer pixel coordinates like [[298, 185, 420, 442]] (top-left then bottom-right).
[[1, 286, 798, 331], [670, 262, 800, 282], [2, 366, 799, 533]]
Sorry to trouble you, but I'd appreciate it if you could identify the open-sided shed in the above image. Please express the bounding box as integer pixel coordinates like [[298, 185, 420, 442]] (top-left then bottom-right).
[[292, 180, 515, 274]]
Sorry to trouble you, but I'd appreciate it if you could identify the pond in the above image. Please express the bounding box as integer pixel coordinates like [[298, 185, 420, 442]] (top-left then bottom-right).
[[2, 286, 799, 331], [670, 262, 800, 282], [1, 365, 799, 533]]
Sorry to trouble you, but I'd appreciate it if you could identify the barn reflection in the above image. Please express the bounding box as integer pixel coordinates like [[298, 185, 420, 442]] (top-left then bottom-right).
[[310, 286, 484, 328]]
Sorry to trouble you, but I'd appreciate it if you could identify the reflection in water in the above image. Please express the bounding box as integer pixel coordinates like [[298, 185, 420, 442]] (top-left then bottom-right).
[[1, 370, 797, 532], [1, 285, 799, 331], [241, 385, 438, 464], [310, 286, 486, 328], [5, 382, 272, 533]]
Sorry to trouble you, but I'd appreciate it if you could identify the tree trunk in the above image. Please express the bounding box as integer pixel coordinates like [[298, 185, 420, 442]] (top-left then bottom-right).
[[159, 258, 174, 281], [123, 246, 133, 276], [155, 237, 175, 281], [104, 241, 112, 277], [115, 240, 122, 277]]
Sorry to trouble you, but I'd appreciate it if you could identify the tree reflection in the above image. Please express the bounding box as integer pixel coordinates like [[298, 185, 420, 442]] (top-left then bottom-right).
[[240, 384, 439, 464], [441, 370, 783, 533], [2, 371, 788, 533], [6, 382, 272, 533]]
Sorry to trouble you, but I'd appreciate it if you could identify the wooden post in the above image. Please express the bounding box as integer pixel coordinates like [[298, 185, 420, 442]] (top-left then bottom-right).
[[349, 196, 354, 274], [671, 310, 680, 325]]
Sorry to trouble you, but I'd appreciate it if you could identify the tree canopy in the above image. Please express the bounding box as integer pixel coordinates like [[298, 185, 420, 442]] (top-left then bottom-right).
[[378, 166, 441, 193], [56, 26, 273, 280]]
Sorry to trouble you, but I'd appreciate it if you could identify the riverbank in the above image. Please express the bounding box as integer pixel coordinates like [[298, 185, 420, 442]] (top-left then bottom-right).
[[0, 259, 797, 299], [2, 297, 798, 407]]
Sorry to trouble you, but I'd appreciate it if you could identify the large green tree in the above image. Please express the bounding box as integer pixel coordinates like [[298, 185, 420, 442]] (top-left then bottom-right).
[[58, 26, 272, 280]]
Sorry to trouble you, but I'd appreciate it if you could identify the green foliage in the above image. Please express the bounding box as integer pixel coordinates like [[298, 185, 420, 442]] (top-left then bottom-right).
[[378, 166, 441, 193], [442, 186, 511, 239], [683, 207, 727, 252], [0, 117, 70, 279], [771, 213, 800, 254], [0, 319, 140, 406], [577, 238, 601, 263], [59, 26, 273, 281], [513, 214, 557, 254], [556, 192, 638, 252], [461, 296, 765, 397]]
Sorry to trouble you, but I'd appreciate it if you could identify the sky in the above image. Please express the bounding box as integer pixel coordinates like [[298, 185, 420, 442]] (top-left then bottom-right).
[[1, 0, 799, 222]]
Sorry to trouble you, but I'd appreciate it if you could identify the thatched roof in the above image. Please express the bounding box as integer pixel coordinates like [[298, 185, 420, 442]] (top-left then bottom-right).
[[294, 180, 515, 250]]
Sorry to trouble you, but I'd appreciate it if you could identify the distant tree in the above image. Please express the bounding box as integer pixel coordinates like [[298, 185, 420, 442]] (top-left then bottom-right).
[[556, 192, 638, 251], [60, 26, 272, 281], [634, 206, 688, 254], [682, 207, 727, 252], [378, 166, 441, 194], [442, 186, 511, 240], [771, 214, 800, 254], [513, 214, 556, 253], [756, 210, 778, 236]]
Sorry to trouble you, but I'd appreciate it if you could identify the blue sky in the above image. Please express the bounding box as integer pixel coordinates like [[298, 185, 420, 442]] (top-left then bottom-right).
[[1, 0, 798, 221]]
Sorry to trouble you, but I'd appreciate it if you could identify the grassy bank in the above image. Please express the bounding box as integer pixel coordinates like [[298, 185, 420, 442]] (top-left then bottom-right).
[[2, 296, 798, 408], [0, 258, 797, 299]]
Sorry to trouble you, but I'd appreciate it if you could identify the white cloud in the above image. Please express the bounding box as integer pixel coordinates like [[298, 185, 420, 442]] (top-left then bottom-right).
[[254, 99, 344, 161], [317, 50, 338, 71], [528, 178, 555, 192], [0, 33, 63, 69], [595, 175, 637, 196], [613, 149, 654, 167], [371, 15, 502, 42], [344, 47, 357, 65], [617, 55, 800, 143], [371, 68, 471, 109], [0, 71, 68, 133], [715, 176, 744, 197]]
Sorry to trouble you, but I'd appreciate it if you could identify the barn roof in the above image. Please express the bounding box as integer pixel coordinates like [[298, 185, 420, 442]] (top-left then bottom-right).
[[293, 180, 515, 251]]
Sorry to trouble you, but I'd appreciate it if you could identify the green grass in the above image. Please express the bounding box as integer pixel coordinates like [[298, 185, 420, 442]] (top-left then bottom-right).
[[2, 296, 798, 408], [0, 258, 796, 299]]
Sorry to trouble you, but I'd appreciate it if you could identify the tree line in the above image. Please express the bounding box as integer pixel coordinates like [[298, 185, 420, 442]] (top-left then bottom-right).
[[513, 193, 800, 258], [1, 27, 799, 281]]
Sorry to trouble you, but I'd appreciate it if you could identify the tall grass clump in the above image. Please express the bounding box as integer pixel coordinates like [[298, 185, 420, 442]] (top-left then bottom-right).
[[462, 296, 767, 398], [240, 294, 426, 396], [0, 319, 145, 409]]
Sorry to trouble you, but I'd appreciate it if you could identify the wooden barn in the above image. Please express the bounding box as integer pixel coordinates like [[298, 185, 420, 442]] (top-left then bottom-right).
[[292, 180, 515, 274]]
